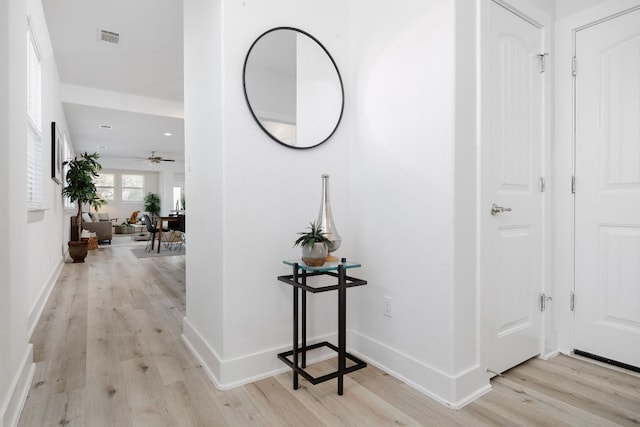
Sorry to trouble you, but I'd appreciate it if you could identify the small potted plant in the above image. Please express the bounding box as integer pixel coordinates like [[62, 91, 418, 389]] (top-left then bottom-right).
[[62, 152, 106, 262], [293, 221, 331, 266]]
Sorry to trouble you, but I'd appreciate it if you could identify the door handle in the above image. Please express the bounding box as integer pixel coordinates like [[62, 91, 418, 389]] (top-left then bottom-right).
[[491, 203, 512, 216]]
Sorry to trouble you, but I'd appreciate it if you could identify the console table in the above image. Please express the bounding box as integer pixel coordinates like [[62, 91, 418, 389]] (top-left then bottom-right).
[[277, 259, 367, 395]]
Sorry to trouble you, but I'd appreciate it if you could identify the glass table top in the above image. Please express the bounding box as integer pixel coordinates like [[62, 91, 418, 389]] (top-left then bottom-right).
[[283, 259, 362, 272]]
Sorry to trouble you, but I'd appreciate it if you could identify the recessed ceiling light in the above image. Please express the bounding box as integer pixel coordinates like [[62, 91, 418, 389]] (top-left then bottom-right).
[[97, 145, 107, 150], [99, 124, 112, 130], [164, 132, 172, 136]]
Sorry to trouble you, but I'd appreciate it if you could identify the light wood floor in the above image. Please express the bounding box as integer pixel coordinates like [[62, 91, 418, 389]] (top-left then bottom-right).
[[18, 236, 640, 426]]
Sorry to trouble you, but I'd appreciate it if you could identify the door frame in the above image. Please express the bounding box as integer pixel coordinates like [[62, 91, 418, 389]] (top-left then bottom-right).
[[479, 0, 553, 374], [553, 1, 640, 355]]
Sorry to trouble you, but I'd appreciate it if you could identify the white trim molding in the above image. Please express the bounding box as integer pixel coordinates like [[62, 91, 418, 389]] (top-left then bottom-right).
[[182, 317, 338, 390], [0, 345, 35, 427], [28, 258, 64, 338], [350, 331, 491, 409], [182, 317, 493, 407]]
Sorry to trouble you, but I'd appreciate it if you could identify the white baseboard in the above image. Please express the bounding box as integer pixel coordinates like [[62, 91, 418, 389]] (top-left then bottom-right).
[[182, 317, 222, 388], [0, 345, 35, 427], [28, 258, 64, 339], [182, 317, 338, 390], [181, 319, 490, 407], [539, 350, 560, 360], [349, 330, 490, 409]]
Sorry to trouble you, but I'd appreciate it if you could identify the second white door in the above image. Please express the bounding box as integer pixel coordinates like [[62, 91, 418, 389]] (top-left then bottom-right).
[[574, 7, 640, 369]]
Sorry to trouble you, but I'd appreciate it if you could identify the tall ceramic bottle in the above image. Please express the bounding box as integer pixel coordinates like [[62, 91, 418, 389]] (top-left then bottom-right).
[[317, 174, 342, 261]]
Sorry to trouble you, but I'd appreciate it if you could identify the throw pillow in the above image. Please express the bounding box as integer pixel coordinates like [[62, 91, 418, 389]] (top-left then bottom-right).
[[82, 212, 92, 223]]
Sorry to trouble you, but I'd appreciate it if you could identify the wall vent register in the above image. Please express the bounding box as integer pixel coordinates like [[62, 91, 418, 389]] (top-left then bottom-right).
[[99, 29, 120, 45]]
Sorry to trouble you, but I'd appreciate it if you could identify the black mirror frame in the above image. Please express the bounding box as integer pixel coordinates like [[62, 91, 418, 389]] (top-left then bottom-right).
[[242, 27, 345, 150]]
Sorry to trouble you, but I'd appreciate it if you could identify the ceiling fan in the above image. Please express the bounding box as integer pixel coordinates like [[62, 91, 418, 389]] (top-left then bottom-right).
[[136, 151, 176, 164]]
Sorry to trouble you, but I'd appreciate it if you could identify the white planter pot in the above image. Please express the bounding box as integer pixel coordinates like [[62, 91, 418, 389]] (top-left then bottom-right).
[[301, 242, 328, 266]]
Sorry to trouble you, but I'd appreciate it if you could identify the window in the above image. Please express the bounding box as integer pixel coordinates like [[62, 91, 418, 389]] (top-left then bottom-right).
[[173, 186, 183, 210], [122, 174, 144, 202], [26, 25, 42, 209], [95, 173, 115, 201]]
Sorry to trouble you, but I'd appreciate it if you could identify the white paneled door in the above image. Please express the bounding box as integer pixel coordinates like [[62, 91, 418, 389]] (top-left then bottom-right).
[[574, 7, 640, 369], [481, 1, 544, 375]]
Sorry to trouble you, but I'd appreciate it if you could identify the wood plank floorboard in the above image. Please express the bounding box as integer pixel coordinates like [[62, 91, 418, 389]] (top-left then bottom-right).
[[18, 236, 640, 426]]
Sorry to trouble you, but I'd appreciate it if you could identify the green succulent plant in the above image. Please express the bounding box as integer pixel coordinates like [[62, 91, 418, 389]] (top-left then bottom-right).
[[293, 221, 331, 248]]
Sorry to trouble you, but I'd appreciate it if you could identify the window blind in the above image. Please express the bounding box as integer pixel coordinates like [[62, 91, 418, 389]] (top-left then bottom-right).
[[27, 25, 42, 209]]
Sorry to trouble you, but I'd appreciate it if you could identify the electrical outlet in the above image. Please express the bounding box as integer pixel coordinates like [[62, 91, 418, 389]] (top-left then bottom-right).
[[383, 295, 393, 317]]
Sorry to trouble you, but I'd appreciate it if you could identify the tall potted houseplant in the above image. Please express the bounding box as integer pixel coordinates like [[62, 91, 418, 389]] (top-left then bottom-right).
[[144, 192, 161, 220], [62, 152, 106, 263]]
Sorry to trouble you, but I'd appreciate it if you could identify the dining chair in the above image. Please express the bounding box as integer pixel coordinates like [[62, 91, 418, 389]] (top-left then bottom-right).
[[165, 214, 185, 252], [143, 214, 169, 252]]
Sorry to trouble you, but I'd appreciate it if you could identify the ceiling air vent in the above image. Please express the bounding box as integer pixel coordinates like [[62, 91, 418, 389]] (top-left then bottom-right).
[[98, 29, 120, 45]]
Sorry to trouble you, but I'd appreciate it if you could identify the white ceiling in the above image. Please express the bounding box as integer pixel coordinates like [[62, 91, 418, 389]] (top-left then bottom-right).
[[42, 0, 184, 163]]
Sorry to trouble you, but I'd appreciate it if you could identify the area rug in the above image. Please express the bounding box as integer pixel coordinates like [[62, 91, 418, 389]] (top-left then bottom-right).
[[130, 247, 185, 258]]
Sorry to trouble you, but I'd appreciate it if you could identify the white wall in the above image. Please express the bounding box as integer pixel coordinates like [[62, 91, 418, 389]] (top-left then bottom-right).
[[183, 0, 555, 406], [0, 0, 33, 425], [347, 0, 489, 406], [0, 0, 71, 423], [452, 0, 482, 391], [183, 0, 485, 406], [349, 0, 457, 385], [184, 0, 352, 387], [26, 0, 75, 337], [183, 0, 224, 382]]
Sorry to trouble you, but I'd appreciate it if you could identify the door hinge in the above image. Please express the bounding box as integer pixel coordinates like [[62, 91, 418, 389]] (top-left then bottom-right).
[[570, 292, 576, 311], [572, 56, 577, 76], [571, 175, 576, 194], [539, 177, 546, 192], [540, 293, 552, 311], [538, 53, 549, 73]]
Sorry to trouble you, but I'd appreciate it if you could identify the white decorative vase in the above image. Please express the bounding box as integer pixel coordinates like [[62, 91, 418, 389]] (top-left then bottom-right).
[[301, 242, 328, 267]]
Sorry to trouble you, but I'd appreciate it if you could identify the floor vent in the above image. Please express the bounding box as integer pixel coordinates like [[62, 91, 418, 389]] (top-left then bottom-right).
[[99, 29, 120, 45]]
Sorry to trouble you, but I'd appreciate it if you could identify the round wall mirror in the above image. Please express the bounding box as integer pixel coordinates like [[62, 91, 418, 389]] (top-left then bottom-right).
[[243, 27, 344, 149]]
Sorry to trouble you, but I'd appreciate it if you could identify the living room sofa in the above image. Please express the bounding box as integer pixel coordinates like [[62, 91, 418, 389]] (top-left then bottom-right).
[[83, 221, 112, 243], [80, 213, 112, 243]]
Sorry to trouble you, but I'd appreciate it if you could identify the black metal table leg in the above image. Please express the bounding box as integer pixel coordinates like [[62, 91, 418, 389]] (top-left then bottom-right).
[[338, 264, 346, 395], [292, 264, 299, 390], [302, 270, 307, 369]]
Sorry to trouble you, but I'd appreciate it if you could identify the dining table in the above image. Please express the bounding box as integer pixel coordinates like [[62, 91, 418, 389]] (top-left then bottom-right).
[[156, 216, 180, 253]]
